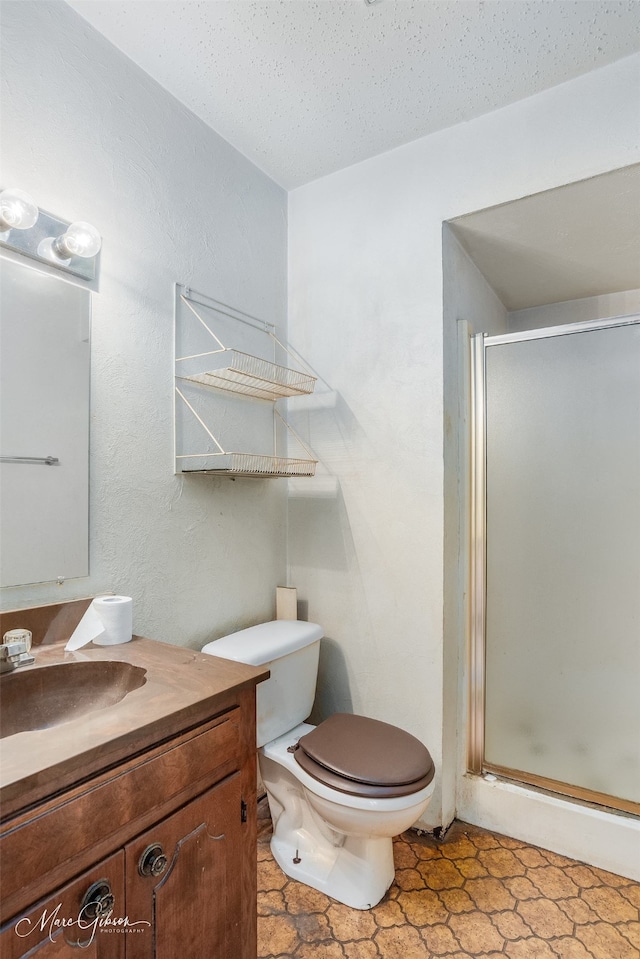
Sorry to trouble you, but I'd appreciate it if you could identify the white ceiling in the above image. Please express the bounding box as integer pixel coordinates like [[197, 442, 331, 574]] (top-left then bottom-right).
[[66, 0, 640, 190], [450, 165, 640, 311]]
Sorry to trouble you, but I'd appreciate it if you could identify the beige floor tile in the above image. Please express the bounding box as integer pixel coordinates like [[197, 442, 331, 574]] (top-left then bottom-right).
[[505, 939, 559, 959], [296, 912, 333, 943], [527, 865, 581, 899], [549, 937, 595, 959], [498, 836, 528, 849], [575, 920, 640, 959], [284, 882, 332, 915], [618, 922, 640, 951], [297, 942, 346, 959], [399, 888, 448, 925], [369, 899, 407, 928], [477, 847, 527, 878], [464, 875, 517, 911], [555, 895, 600, 925], [491, 909, 533, 940], [456, 856, 490, 878], [258, 856, 290, 891], [465, 832, 502, 849], [581, 884, 639, 922], [437, 887, 477, 914], [258, 889, 287, 915], [394, 867, 427, 891], [257, 913, 300, 956], [590, 866, 635, 888], [620, 886, 640, 909], [420, 922, 460, 954], [447, 911, 506, 952], [563, 863, 603, 888], [392, 841, 418, 870], [503, 875, 545, 900], [256, 805, 640, 959], [417, 857, 465, 889], [543, 850, 580, 867], [438, 835, 478, 860], [517, 898, 574, 938], [343, 941, 381, 959], [326, 903, 378, 942], [373, 925, 431, 958], [513, 846, 550, 869]]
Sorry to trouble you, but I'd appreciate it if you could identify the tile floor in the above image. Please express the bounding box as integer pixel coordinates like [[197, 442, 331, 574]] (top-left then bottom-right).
[[256, 799, 640, 958]]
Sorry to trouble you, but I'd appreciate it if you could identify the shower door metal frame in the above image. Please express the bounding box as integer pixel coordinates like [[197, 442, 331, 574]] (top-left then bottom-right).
[[468, 313, 640, 817]]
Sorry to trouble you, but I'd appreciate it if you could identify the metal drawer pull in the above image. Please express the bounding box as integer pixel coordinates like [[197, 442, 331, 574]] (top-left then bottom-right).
[[138, 843, 169, 878], [65, 879, 115, 948], [79, 879, 115, 922]]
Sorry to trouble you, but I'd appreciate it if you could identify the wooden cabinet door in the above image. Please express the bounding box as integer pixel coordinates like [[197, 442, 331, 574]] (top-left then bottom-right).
[[0, 851, 125, 959], [124, 773, 243, 959]]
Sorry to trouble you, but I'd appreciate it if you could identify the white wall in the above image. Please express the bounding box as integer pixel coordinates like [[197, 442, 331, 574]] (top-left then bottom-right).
[[288, 52, 640, 830], [0, 1, 289, 646], [509, 288, 640, 330]]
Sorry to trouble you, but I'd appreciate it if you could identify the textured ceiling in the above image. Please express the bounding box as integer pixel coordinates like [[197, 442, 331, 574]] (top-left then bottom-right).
[[66, 0, 640, 189]]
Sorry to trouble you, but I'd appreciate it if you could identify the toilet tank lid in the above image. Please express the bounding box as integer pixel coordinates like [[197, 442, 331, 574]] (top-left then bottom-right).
[[202, 620, 323, 666]]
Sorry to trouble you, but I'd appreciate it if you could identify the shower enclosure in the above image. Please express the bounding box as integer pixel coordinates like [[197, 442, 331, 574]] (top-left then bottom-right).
[[469, 315, 640, 815]]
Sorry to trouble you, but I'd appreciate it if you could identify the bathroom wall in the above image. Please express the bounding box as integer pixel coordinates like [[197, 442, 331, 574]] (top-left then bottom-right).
[[288, 52, 640, 829], [0, 1, 288, 645], [509, 288, 640, 330]]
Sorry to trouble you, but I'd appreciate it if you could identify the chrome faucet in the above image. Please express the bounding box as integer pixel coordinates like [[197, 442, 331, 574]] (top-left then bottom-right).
[[1, 629, 35, 674]]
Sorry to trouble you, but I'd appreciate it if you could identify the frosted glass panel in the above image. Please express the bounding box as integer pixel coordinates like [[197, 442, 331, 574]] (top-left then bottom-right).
[[484, 322, 640, 805]]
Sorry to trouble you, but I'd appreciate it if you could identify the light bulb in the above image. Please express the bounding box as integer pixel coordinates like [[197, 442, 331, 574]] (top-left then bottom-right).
[[0, 187, 39, 231], [53, 221, 101, 259]]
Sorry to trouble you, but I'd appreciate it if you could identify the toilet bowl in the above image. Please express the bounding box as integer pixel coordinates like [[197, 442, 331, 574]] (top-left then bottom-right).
[[202, 620, 435, 909]]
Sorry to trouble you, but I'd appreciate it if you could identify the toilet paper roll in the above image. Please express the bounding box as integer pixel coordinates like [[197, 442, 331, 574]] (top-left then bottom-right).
[[65, 596, 133, 651]]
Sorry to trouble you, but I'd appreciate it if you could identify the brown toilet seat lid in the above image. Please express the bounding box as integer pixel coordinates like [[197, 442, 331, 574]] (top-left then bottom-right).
[[294, 713, 435, 798]]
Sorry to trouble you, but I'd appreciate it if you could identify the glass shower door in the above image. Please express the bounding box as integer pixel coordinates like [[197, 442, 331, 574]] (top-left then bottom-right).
[[477, 318, 640, 812]]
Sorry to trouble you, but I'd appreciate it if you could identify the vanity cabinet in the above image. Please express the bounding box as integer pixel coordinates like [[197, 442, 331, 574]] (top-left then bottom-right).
[[0, 676, 262, 959], [125, 774, 243, 959], [0, 852, 126, 958]]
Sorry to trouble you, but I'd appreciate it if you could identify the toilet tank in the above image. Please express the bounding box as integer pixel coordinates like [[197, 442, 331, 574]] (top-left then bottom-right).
[[201, 620, 323, 747]]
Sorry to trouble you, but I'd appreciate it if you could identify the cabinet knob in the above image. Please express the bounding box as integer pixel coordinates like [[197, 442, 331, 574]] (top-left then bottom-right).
[[79, 878, 115, 922], [138, 843, 169, 877], [66, 879, 115, 948]]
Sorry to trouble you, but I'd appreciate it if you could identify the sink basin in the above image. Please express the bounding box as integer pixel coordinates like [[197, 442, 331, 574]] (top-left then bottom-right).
[[0, 661, 147, 738]]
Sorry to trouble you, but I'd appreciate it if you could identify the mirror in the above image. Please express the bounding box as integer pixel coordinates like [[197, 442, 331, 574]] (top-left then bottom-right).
[[0, 258, 90, 587]]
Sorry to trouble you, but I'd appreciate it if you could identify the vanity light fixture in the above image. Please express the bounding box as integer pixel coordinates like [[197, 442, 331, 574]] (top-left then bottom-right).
[[0, 186, 101, 282], [38, 221, 102, 265], [0, 187, 39, 234]]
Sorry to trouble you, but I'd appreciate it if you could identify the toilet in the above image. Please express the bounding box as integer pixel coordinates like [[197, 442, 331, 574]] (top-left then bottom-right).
[[202, 620, 435, 910]]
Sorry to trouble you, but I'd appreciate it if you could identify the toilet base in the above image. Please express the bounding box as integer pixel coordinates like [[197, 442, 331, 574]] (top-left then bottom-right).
[[270, 827, 395, 911]]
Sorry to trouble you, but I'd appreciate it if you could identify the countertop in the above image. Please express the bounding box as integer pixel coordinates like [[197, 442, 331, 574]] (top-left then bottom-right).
[[0, 635, 268, 819]]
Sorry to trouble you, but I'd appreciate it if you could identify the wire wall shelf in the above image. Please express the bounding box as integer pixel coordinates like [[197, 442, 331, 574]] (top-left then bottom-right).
[[176, 453, 317, 478], [179, 349, 316, 400], [174, 286, 317, 479]]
